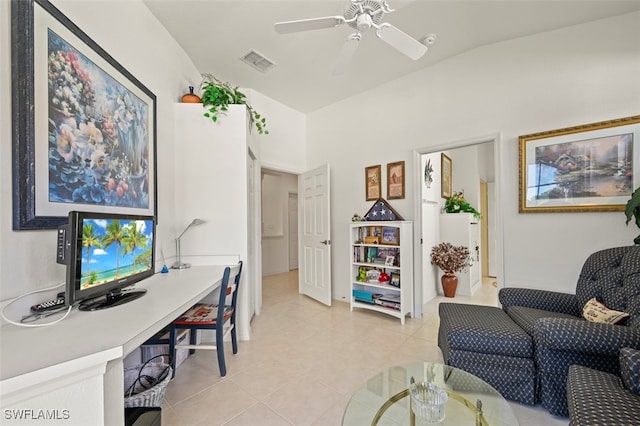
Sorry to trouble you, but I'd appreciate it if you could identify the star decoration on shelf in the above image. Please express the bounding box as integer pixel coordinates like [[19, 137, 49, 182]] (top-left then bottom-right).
[[363, 198, 404, 221]]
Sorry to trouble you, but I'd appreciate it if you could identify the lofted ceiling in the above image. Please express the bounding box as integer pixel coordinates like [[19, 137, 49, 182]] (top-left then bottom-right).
[[143, 0, 640, 113]]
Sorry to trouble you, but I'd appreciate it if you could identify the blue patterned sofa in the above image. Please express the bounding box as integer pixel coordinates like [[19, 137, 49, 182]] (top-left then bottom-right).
[[567, 347, 640, 425], [439, 245, 640, 417]]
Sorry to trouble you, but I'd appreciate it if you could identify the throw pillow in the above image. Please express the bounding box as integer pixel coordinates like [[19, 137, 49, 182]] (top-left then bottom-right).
[[620, 347, 640, 395], [582, 298, 630, 325]]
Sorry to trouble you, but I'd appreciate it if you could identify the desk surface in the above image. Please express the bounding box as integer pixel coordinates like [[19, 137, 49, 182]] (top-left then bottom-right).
[[0, 265, 226, 381]]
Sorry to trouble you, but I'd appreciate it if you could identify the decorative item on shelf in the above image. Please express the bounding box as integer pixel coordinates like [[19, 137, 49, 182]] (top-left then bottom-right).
[[430, 242, 472, 297], [352, 213, 363, 222], [363, 198, 404, 221], [366, 269, 381, 282], [199, 74, 269, 135], [364, 236, 379, 244], [357, 267, 367, 282], [379, 272, 390, 282], [180, 86, 201, 103], [390, 272, 400, 287], [444, 191, 482, 219], [625, 186, 640, 245]]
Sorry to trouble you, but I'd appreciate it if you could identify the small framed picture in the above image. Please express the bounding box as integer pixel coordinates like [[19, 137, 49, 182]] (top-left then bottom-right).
[[387, 161, 405, 199], [381, 226, 400, 245], [365, 165, 381, 201], [385, 255, 395, 266], [390, 273, 400, 288]]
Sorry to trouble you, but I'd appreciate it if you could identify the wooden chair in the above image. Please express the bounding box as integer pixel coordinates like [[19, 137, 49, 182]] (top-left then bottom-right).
[[169, 261, 243, 377]]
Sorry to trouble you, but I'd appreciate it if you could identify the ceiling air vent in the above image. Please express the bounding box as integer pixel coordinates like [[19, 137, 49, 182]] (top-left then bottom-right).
[[240, 50, 276, 73]]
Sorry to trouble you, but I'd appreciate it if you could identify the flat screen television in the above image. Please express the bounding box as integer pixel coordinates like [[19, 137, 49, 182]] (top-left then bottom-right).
[[57, 211, 156, 311]]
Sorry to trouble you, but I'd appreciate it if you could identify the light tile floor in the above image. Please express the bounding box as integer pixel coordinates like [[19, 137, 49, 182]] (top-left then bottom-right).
[[161, 272, 569, 426]]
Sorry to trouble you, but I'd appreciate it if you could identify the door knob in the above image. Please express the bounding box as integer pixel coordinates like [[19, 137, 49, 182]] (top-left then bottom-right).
[[320, 240, 331, 245]]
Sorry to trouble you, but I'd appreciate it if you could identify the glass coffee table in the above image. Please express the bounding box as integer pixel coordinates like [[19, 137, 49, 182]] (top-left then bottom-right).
[[343, 362, 519, 425]]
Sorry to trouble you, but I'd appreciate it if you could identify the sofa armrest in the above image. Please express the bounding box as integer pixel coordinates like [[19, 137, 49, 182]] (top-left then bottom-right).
[[499, 288, 580, 316], [534, 317, 640, 356]]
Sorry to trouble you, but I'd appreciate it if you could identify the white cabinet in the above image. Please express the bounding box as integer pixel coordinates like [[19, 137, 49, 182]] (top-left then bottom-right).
[[350, 221, 413, 324], [173, 103, 252, 339], [439, 213, 481, 296]]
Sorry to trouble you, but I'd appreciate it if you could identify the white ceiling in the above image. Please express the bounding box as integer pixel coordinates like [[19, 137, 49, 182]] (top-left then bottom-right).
[[143, 0, 640, 113]]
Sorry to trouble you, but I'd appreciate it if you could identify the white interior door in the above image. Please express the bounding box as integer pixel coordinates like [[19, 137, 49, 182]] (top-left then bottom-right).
[[298, 164, 331, 306]]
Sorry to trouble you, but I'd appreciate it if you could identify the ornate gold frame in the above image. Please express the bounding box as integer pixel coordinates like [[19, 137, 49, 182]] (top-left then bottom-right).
[[519, 115, 640, 213]]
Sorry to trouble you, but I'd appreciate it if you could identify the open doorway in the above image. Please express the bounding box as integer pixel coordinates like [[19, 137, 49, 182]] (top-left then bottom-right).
[[261, 168, 299, 276], [416, 136, 501, 315]]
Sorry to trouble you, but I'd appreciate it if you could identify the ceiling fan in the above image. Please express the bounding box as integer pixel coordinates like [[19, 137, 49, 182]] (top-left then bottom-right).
[[274, 0, 436, 75]]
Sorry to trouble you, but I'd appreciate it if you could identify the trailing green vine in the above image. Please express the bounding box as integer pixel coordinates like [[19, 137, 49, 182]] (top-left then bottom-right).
[[199, 74, 268, 135]]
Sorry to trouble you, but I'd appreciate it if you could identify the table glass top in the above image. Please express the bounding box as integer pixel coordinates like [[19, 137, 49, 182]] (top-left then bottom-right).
[[342, 362, 519, 426]]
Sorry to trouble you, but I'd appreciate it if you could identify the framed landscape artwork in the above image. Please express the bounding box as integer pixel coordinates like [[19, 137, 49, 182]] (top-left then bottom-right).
[[365, 165, 381, 201], [519, 116, 640, 213], [387, 161, 405, 199], [12, 0, 157, 230]]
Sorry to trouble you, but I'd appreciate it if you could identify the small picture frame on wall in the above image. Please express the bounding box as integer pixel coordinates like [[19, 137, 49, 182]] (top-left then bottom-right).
[[387, 161, 405, 199], [441, 153, 452, 199], [365, 165, 382, 201]]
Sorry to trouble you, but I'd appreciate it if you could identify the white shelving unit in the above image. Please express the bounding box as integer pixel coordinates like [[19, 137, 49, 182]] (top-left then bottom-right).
[[439, 213, 481, 296], [350, 221, 413, 324]]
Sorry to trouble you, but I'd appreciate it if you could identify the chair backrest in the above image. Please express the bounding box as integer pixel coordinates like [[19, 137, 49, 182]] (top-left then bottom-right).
[[216, 261, 243, 325], [575, 246, 640, 328]]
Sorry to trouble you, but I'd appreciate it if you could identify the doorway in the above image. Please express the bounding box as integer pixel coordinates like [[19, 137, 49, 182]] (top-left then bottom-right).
[[261, 168, 298, 277], [416, 135, 502, 316]]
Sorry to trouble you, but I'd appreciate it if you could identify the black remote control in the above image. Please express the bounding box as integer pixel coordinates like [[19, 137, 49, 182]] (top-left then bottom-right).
[[31, 293, 66, 313]]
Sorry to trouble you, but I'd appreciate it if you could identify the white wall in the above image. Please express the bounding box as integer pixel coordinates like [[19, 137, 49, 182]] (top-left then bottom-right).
[[0, 1, 306, 303], [261, 171, 298, 276], [307, 12, 640, 302], [0, 0, 201, 300]]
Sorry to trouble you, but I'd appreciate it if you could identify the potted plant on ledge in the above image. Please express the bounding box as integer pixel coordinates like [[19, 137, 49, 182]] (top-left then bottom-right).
[[430, 242, 472, 297], [199, 74, 269, 135], [444, 191, 481, 219]]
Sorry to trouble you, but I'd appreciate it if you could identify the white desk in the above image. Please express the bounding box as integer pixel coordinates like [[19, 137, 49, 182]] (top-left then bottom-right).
[[0, 265, 227, 426]]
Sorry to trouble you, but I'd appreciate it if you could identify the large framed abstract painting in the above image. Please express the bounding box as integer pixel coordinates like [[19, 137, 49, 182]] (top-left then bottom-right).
[[12, 0, 157, 230], [519, 116, 640, 213]]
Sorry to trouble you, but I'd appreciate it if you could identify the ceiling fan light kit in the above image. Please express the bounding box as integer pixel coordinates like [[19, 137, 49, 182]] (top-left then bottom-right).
[[274, 0, 436, 75]]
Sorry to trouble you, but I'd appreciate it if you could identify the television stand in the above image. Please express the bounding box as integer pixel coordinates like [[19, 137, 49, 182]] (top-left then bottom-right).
[[78, 289, 147, 311]]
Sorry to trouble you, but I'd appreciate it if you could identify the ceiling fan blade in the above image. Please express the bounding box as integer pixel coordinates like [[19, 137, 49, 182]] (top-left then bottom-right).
[[332, 33, 361, 76], [376, 23, 428, 60], [274, 16, 345, 34]]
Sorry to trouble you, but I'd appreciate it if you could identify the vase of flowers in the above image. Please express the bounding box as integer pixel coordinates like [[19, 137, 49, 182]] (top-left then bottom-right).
[[430, 242, 472, 297], [444, 191, 481, 219]]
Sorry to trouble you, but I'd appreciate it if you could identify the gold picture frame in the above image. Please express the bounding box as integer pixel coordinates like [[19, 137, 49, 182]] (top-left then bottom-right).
[[519, 115, 640, 213], [387, 161, 405, 199], [441, 153, 452, 199], [365, 165, 382, 201]]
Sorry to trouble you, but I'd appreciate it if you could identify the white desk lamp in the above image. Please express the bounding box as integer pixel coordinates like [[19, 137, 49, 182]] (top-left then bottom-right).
[[171, 218, 205, 269]]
